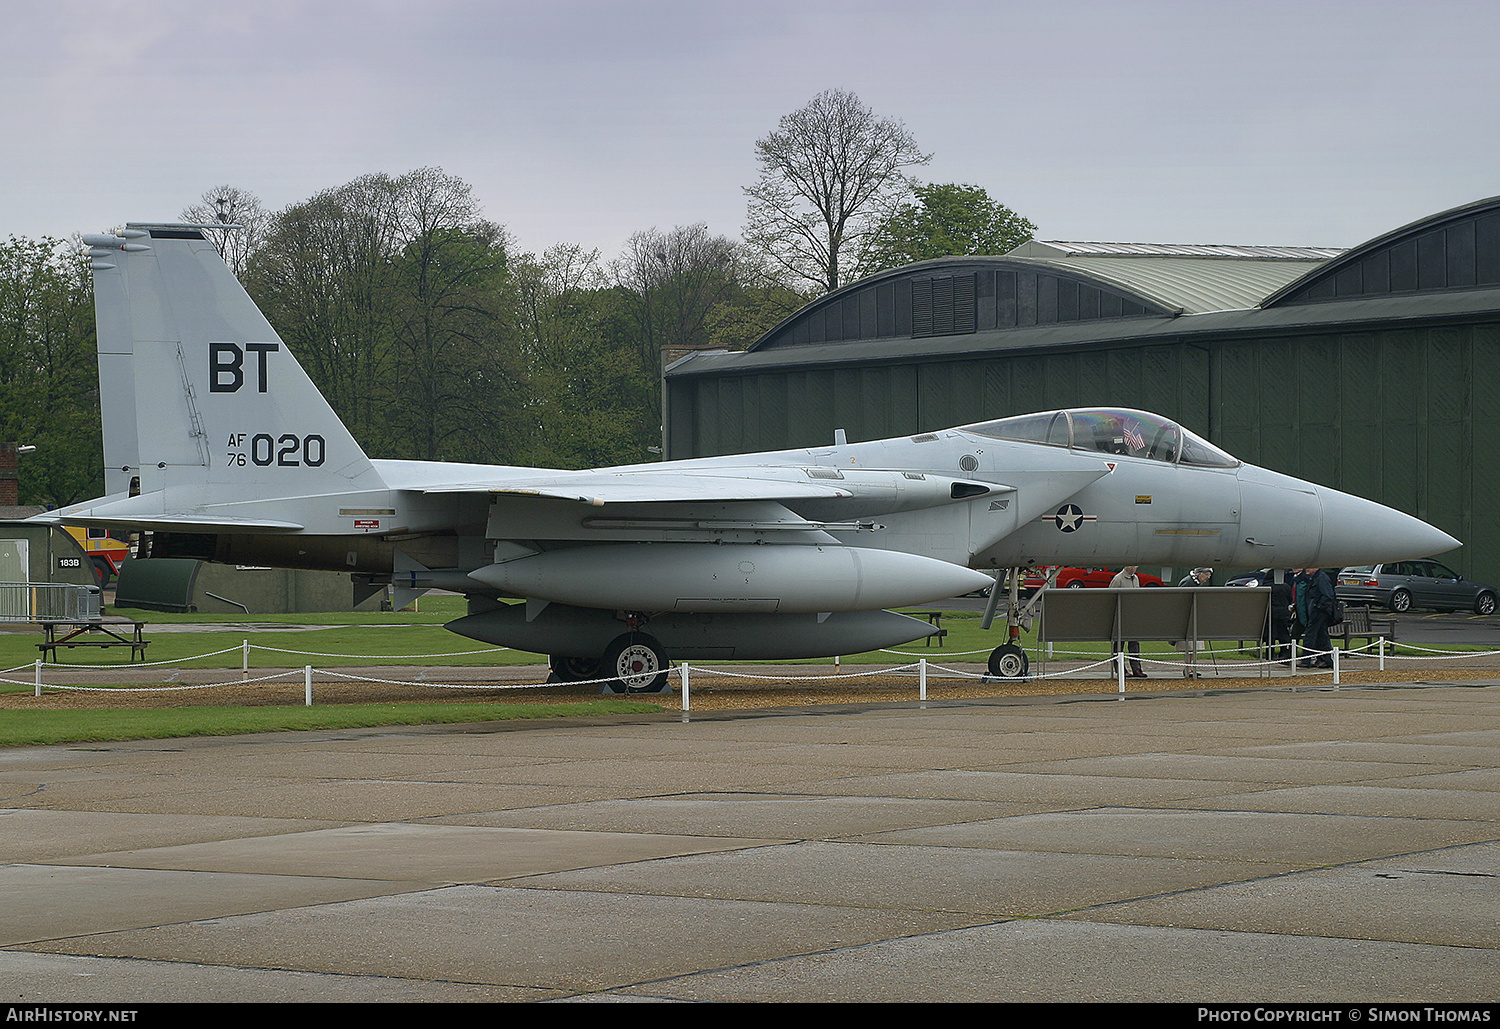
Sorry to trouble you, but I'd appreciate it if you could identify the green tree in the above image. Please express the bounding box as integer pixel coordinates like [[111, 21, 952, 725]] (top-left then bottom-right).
[[0, 236, 99, 506], [385, 169, 515, 462], [856, 183, 1037, 278], [744, 89, 930, 295], [245, 169, 515, 462], [512, 246, 657, 468]]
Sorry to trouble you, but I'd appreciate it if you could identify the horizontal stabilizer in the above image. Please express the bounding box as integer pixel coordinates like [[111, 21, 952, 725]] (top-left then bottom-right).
[[32, 494, 304, 533], [31, 512, 305, 533]]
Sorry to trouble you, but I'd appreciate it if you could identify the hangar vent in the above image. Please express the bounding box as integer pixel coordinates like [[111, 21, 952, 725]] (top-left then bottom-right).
[[1265, 195, 1500, 305]]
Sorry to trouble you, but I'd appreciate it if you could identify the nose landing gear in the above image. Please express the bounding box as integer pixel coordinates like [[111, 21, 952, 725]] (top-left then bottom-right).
[[982, 566, 1052, 679]]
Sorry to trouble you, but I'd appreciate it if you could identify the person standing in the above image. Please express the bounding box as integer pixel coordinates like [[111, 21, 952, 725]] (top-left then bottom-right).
[[1297, 568, 1337, 668], [1110, 565, 1146, 678], [1268, 571, 1295, 664]]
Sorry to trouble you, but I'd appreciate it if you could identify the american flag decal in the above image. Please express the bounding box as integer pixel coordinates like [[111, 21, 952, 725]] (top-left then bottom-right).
[[1123, 420, 1145, 452]]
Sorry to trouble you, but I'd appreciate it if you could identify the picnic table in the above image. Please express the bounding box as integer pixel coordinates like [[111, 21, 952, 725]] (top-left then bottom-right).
[[37, 617, 150, 662]]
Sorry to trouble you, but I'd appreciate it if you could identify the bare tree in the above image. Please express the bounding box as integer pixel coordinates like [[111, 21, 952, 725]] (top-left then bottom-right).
[[611, 224, 741, 369], [181, 186, 268, 278], [744, 89, 930, 294]]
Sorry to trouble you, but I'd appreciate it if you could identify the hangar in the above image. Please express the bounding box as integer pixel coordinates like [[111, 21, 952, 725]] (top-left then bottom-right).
[[663, 196, 1500, 584]]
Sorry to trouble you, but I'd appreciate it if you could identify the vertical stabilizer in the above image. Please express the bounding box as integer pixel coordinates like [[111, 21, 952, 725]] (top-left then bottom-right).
[[83, 226, 386, 503]]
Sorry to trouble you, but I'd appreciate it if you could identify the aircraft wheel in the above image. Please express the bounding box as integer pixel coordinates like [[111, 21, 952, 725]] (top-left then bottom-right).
[[988, 643, 1029, 679], [601, 632, 670, 693], [548, 654, 602, 683]]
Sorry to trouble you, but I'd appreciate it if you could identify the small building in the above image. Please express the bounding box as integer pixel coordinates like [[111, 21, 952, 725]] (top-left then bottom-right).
[[0, 520, 99, 588]]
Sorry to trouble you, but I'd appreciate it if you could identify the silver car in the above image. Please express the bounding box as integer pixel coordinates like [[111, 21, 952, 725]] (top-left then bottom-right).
[[1338, 561, 1498, 615]]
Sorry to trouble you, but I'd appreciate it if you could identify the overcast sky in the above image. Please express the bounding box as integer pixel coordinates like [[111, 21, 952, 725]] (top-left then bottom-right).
[[4, 0, 1497, 261]]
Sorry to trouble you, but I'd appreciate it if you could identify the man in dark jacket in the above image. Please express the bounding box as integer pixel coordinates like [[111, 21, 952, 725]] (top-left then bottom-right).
[[1297, 568, 1338, 668]]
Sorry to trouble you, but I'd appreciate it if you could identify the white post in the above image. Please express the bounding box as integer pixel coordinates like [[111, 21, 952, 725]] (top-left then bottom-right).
[[304, 665, 313, 706], [1332, 644, 1340, 687], [1378, 636, 1386, 671], [919, 658, 927, 701], [680, 662, 690, 712], [242, 639, 250, 681], [34, 659, 42, 696], [1117, 651, 1126, 694]]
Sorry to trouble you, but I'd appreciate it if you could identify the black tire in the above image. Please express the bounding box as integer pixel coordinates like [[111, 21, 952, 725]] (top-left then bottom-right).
[[987, 643, 1029, 679], [1476, 592, 1497, 616], [601, 632, 670, 693], [1066, 581, 1084, 589], [548, 654, 602, 683], [1389, 588, 1413, 614], [89, 558, 113, 588]]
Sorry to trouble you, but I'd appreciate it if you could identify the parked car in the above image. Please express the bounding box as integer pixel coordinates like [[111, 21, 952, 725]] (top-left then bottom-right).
[[1337, 561, 1497, 615], [1022, 566, 1164, 589]]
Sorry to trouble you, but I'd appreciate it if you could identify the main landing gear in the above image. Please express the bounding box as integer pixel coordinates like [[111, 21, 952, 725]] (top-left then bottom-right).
[[548, 629, 671, 694], [600, 632, 670, 693]]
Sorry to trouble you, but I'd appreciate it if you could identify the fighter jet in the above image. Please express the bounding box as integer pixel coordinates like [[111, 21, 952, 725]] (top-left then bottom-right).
[[41, 224, 1459, 690]]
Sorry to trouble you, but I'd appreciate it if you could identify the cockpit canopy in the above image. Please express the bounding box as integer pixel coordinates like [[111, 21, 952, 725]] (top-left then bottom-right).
[[960, 408, 1240, 468]]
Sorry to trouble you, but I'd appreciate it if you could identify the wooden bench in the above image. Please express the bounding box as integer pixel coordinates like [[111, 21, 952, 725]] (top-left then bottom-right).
[[1330, 606, 1397, 651], [911, 611, 948, 646], [37, 618, 150, 662]]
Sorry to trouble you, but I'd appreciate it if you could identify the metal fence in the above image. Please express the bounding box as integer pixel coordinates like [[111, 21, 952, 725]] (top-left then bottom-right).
[[0, 582, 102, 622]]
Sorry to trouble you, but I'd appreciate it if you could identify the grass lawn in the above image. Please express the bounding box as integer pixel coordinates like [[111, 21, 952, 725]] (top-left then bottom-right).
[[0, 599, 1439, 748], [0, 599, 1290, 672], [0, 700, 667, 748]]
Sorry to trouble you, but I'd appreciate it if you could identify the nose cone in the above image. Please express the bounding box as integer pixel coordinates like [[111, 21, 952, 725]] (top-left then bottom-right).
[[1314, 486, 1460, 566]]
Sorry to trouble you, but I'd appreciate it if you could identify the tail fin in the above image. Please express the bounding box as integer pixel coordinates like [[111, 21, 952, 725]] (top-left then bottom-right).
[[83, 225, 385, 504]]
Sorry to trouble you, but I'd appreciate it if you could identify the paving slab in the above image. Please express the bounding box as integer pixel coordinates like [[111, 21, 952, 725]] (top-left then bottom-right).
[[0, 951, 538, 1003], [0, 864, 428, 946], [1164, 783, 1500, 819], [855, 807, 1498, 863], [779, 768, 1267, 804], [43, 822, 776, 881], [24, 885, 985, 996], [596, 918, 1500, 1003], [0, 809, 343, 862], [1071, 841, 1500, 949], [509, 839, 1291, 916], [456, 793, 1023, 838]]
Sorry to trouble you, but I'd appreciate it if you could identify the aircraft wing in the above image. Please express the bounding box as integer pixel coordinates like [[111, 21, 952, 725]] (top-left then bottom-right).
[[416, 467, 871, 505]]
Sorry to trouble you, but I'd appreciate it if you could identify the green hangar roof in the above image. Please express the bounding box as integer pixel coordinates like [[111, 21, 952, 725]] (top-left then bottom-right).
[[666, 195, 1500, 379], [739, 241, 1340, 356]]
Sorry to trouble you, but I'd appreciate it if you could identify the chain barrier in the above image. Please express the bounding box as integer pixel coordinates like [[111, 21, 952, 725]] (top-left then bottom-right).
[[251, 644, 511, 659], [11, 635, 1500, 709]]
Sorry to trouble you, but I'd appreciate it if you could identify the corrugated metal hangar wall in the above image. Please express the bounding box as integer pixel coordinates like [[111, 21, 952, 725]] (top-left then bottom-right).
[[663, 197, 1500, 585]]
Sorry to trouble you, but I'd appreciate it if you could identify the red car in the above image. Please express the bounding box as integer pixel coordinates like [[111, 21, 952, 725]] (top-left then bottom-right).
[[1022, 566, 1165, 590]]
